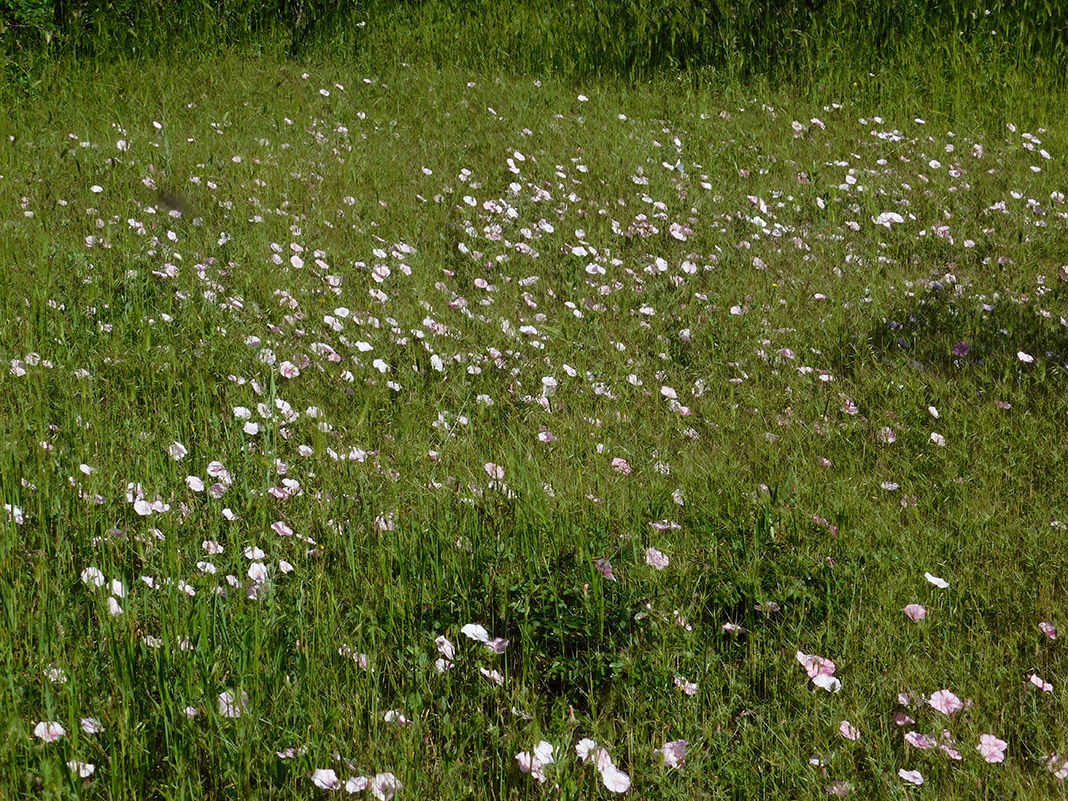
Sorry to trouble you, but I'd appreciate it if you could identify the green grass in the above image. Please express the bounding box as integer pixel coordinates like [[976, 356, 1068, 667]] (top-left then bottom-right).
[[2, 46, 1068, 799]]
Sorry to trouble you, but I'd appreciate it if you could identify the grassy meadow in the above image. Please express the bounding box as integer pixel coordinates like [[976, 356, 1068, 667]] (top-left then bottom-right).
[[2, 29, 1068, 799]]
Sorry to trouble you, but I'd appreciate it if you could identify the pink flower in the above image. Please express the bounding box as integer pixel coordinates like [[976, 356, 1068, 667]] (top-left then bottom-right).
[[796, 651, 836, 678], [924, 572, 949, 588], [66, 760, 95, 777], [903, 604, 927, 621], [370, 772, 402, 800], [674, 675, 699, 696], [1029, 673, 1053, 693], [812, 674, 842, 693], [576, 738, 598, 762], [905, 731, 935, 749], [1040, 621, 1058, 639], [80, 717, 103, 734], [1047, 753, 1068, 780], [279, 360, 300, 378], [345, 776, 369, 792], [311, 768, 339, 789], [484, 462, 505, 480], [596, 749, 631, 793], [977, 734, 1007, 763], [611, 457, 632, 474], [838, 720, 860, 741], [655, 739, 688, 768], [898, 768, 924, 785], [646, 547, 670, 570], [928, 689, 963, 715], [217, 690, 249, 718], [516, 741, 555, 783], [33, 721, 66, 742], [826, 780, 852, 797], [594, 558, 616, 581]]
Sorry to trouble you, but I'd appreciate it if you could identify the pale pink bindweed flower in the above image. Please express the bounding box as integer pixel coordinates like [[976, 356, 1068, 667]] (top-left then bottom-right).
[[1018, 351, 1035, 363], [838, 720, 860, 740], [674, 675, 698, 696], [813, 674, 842, 692], [924, 572, 949, 588], [577, 740, 630, 792], [516, 740, 555, 783], [370, 772, 402, 800], [646, 547, 669, 570], [611, 457, 632, 474], [1029, 674, 1053, 693], [905, 731, 936, 749], [898, 768, 924, 785], [596, 748, 631, 793], [460, 623, 510, 653], [311, 768, 340, 790], [345, 776, 369, 793], [977, 734, 1007, 763], [903, 604, 927, 621], [594, 558, 616, 581], [1040, 621, 1057, 639], [218, 690, 249, 718], [34, 721, 66, 742], [80, 717, 103, 734], [484, 462, 505, 480], [168, 441, 188, 460], [928, 689, 963, 715], [66, 760, 95, 778], [1048, 753, 1068, 780], [81, 566, 105, 588], [655, 739, 688, 768], [826, 780, 852, 797], [796, 651, 836, 678]]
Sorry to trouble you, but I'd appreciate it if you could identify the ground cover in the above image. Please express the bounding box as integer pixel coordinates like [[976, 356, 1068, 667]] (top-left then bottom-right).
[[1, 53, 1068, 798]]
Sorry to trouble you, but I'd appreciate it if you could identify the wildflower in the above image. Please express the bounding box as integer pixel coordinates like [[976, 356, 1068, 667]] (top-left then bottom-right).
[[66, 761, 95, 777], [34, 721, 66, 742], [217, 690, 249, 718], [655, 739, 688, 768], [898, 768, 924, 785], [903, 604, 927, 621], [838, 720, 860, 740], [924, 572, 949, 588], [1029, 674, 1053, 693], [928, 689, 963, 715], [80, 718, 103, 734], [646, 547, 669, 570], [516, 741, 555, 783], [311, 769, 340, 790], [977, 734, 1007, 763]]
